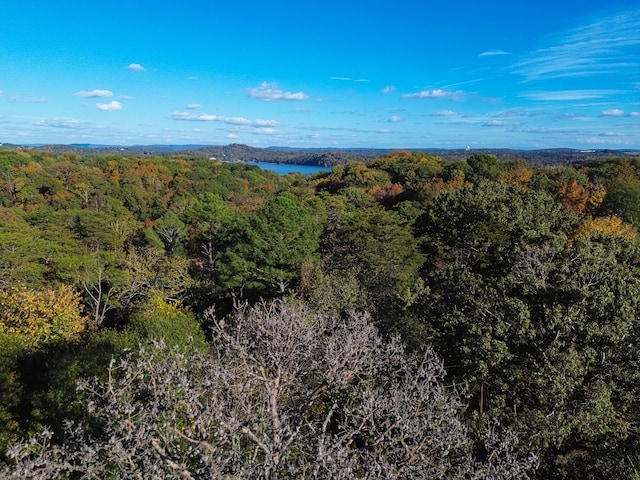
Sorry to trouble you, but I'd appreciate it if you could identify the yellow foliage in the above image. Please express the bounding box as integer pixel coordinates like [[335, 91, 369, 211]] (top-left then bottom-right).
[[0, 284, 88, 347], [146, 295, 188, 317], [586, 183, 607, 211], [570, 215, 637, 246]]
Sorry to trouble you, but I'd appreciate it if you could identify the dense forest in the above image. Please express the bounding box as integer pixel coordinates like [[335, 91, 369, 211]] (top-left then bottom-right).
[[0, 147, 640, 478]]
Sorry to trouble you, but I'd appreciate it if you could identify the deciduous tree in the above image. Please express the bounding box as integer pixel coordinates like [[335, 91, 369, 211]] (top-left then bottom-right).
[[1, 299, 537, 479]]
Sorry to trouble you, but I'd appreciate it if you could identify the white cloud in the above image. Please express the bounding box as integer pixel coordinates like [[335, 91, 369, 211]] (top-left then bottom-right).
[[96, 101, 122, 111], [630, 111, 640, 117], [253, 119, 279, 127], [227, 133, 239, 139], [170, 111, 278, 127], [247, 82, 308, 101], [586, 135, 627, 145], [255, 127, 277, 135], [330, 76, 352, 81], [388, 115, 402, 122], [479, 49, 510, 57], [381, 85, 396, 94], [0, 90, 3, 96], [435, 110, 459, 116], [127, 63, 145, 71], [602, 108, 625, 117], [402, 89, 463, 100], [186, 103, 201, 109], [75, 89, 113, 98], [484, 120, 508, 127]]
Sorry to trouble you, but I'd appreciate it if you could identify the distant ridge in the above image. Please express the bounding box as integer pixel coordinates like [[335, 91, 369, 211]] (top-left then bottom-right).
[[1, 142, 638, 167]]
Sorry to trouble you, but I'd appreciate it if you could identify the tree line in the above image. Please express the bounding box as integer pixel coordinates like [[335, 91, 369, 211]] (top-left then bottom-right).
[[1, 148, 640, 478]]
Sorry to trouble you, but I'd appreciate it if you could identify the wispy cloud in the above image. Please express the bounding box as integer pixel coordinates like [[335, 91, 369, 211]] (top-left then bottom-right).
[[402, 89, 463, 100], [170, 111, 278, 127], [11, 95, 48, 103], [35, 118, 89, 129], [510, 126, 577, 135], [523, 89, 621, 101], [479, 49, 510, 57], [75, 89, 113, 98], [127, 63, 145, 71], [513, 9, 640, 80], [96, 101, 122, 111], [186, 103, 201, 109], [247, 82, 308, 101], [381, 85, 396, 94], [388, 115, 402, 123], [330, 77, 352, 81]]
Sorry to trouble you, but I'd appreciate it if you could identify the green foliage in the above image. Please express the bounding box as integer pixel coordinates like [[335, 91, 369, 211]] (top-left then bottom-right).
[[319, 197, 424, 337], [128, 296, 207, 351], [414, 179, 640, 479], [416, 180, 575, 277], [464, 153, 506, 183], [0, 334, 23, 459], [218, 192, 322, 296], [598, 178, 640, 225]]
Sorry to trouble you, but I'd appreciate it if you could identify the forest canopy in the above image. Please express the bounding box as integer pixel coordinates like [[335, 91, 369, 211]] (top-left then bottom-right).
[[1, 148, 640, 479]]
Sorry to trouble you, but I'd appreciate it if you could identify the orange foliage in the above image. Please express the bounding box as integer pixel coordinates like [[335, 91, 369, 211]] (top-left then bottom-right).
[[558, 180, 607, 216], [107, 160, 121, 183], [386, 150, 413, 162], [52, 190, 73, 202], [558, 180, 589, 215], [499, 162, 533, 186], [23, 163, 43, 174], [367, 182, 404, 202], [419, 177, 464, 203]]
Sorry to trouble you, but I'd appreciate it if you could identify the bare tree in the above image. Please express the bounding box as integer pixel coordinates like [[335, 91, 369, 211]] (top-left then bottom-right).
[[2, 299, 537, 479]]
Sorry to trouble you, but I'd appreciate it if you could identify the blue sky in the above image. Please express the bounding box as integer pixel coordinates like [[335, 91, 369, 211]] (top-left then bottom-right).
[[1, 1, 639, 149]]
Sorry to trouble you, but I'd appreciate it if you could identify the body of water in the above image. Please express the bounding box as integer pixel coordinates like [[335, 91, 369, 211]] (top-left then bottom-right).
[[248, 162, 332, 175]]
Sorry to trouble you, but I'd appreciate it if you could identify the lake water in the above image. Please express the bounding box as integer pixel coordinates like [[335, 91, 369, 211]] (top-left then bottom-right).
[[247, 162, 332, 175]]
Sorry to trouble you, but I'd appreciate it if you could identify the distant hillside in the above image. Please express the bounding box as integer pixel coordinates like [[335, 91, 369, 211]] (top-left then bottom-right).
[[1, 142, 638, 166]]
